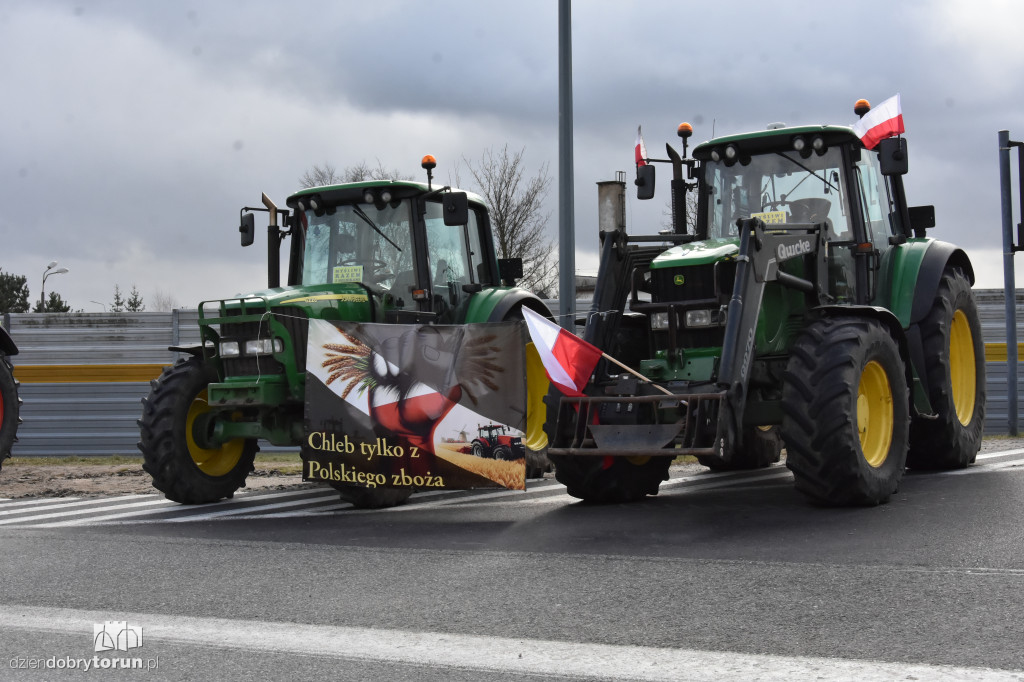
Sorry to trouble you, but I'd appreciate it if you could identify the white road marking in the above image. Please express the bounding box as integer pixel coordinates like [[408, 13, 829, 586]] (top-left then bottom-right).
[[0, 604, 1019, 682], [32, 488, 338, 527], [0, 496, 174, 526], [0, 495, 143, 517], [977, 448, 1024, 459], [163, 490, 343, 522], [0, 496, 82, 508], [2, 449, 1023, 528]]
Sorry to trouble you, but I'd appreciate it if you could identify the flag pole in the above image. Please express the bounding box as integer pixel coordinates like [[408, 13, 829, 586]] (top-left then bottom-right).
[[600, 352, 675, 396]]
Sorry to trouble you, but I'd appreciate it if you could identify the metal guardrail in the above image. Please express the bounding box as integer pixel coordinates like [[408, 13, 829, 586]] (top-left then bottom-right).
[[2, 293, 1022, 457]]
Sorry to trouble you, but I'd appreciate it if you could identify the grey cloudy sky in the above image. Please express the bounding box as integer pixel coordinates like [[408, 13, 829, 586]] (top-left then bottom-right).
[[2, 0, 1023, 311]]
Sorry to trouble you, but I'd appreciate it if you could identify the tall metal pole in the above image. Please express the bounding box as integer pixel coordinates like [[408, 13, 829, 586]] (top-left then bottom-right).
[[557, 0, 576, 330], [998, 130, 1019, 435]]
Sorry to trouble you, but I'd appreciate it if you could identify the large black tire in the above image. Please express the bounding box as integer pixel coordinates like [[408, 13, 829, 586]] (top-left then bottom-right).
[[543, 387, 672, 503], [782, 317, 909, 506], [0, 355, 20, 469], [139, 357, 258, 504], [330, 485, 412, 509], [907, 268, 986, 469], [696, 425, 782, 471]]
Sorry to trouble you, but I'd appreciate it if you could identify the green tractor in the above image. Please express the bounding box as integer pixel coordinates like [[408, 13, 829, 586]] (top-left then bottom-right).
[[139, 156, 552, 507], [0, 326, 20, 471], [545, 102, 986, 506]]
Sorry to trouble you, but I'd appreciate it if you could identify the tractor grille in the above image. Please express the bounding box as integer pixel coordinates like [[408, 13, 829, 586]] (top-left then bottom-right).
[[220, 307, 309, 377], [649, 262, 735, 304], [635, 262, 737, 350]]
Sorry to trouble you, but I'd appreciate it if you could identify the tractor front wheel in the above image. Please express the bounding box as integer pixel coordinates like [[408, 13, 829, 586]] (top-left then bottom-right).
[[330, 485, 412, 509], [782, 317, 909, 506], [139, 357, 258, 504], [696, 425, 782, 471], [0, 356, 20, 468], [907, 268, 986, 469], [550, 454, 673, 503], [543, 385, 671, 502]]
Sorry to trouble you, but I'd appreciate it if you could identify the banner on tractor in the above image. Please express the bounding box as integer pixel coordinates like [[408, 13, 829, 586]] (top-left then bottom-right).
[[302, 318, 527, 491]]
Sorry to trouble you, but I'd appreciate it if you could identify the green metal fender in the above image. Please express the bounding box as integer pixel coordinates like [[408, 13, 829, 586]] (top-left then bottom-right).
[[877, 238, 974, 416], [463, 287, 552, 323], [881, 238, 974, 328], [464, 287, 554, 451]]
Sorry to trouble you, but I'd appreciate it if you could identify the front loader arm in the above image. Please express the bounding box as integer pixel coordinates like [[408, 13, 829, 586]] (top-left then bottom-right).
[[715, 218, 827, 458]]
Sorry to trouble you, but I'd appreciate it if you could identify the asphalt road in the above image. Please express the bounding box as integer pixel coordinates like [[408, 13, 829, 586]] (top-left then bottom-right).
[[2, 448, 1024, 680]]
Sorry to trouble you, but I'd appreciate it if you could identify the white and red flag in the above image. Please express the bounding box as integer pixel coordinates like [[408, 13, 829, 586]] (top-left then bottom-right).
[[852, 94, 905, 150], [522, 307, 603, 397], [635, 126, 648, 167]]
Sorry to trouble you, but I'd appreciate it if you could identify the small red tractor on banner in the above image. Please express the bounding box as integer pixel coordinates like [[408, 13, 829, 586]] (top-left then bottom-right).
[[472, 423, 526, 461], [139, 156, 552, 508], [0, 326, 20, 471], [544, 100, 986, 506]]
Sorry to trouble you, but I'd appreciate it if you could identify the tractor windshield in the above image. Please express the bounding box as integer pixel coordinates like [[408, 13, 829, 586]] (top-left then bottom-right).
[[300, 200, 415, 289], [702, 147, 851, 240]]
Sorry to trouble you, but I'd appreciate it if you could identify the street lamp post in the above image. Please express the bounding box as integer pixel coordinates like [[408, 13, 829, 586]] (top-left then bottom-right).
[[40, 261, 70, 311]]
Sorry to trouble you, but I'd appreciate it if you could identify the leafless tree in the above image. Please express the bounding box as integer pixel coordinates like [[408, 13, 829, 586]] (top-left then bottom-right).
[[150, 289, 179, 311], [661, 187, 699, 233], [460, 145, 556, 296], [299, 161, 412, 188]]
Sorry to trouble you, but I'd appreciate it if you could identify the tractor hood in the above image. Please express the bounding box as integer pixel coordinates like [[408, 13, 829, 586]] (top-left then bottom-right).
[[214, 282, 375, 322], [650, 238, 739, 269]]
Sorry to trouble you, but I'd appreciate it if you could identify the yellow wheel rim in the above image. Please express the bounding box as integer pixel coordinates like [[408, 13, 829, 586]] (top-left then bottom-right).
[[857, 360, 894, 468], [949, 309, 977, 426], [185, 389, 244, 477]]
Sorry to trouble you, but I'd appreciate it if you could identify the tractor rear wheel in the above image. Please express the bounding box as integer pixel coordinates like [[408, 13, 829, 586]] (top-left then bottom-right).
[[696, 425, 782, 471], [0, 356, 20, 468], [139, 357, 258, 504], [782, 317, 909, 506], [907, 268, 986, 469], [330, 485, 412, 509]]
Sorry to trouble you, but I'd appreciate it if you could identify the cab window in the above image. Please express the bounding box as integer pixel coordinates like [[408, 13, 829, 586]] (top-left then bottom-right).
[[853, 150, 896, 246], [424, 202, 487, 320]]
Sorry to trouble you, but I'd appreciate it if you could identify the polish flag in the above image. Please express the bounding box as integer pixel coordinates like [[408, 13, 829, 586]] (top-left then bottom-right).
[[522, 307, 603, 397], [635, 126, 648, 167], [852, 94, 905, 150]]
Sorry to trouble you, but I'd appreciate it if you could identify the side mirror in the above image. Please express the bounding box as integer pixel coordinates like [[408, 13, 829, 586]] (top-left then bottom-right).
[[443, 192, 469, 226], [498, 258, 523, 285], [878, 137, 908, 176], [240, 212, 255, 247], [636, 164, 656, 200], [908, 205, 935, 236]]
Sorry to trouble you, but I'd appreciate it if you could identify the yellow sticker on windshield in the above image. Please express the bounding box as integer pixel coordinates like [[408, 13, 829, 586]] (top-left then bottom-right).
[[750, 210, 787, 224], [332, 265, 363, 283]]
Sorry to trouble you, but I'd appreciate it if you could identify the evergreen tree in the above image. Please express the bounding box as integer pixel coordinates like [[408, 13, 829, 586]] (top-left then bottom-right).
[[33, 291, 72, 313], [126, 285, 145, 312], [0, 269, 31, 313], [111, 284, 126, 313]]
